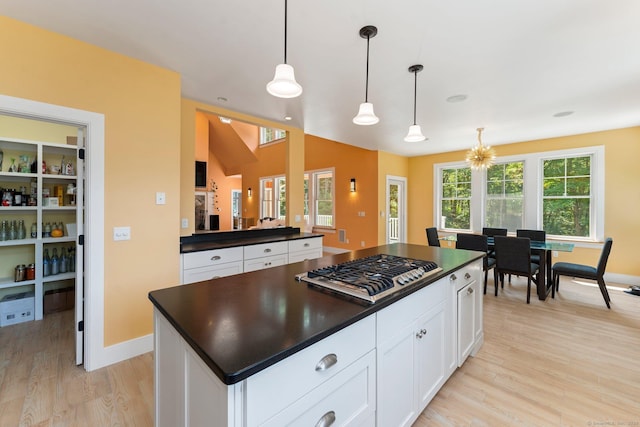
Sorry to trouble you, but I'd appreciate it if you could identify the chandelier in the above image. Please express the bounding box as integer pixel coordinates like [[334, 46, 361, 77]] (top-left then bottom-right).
[[466, 127, 496, 169]]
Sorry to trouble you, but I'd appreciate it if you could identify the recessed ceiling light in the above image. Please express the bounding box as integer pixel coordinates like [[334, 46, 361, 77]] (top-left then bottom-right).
[[446, 94, 468, 103], [217, 97, 228, 102], [219, 117, 232, 124], [553, 111, 574, 118], [284, 116, 292, 121]]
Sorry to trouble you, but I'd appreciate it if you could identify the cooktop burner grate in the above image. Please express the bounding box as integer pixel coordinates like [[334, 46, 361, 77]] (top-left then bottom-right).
[[297, 254, 442, 304]]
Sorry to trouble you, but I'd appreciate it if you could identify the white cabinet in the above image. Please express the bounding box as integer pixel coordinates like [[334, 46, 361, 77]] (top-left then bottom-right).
[[243, 241, 288, 272], [0, 137, 82, 321], [181, 247, 243, 285], [288, 237, 323, 263], [376, 278, 449, 427]]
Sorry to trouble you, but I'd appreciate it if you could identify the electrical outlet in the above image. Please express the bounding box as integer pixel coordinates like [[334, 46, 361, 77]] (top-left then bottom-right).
[[156, 192, 166, 205], [553, 251, 558, 257], [361, 241, 365, 247], [113, 226, 131, 241], [181, 218, 188, 228]]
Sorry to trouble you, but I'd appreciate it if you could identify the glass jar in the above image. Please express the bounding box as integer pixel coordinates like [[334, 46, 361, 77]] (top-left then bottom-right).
[[26, 264, 35, 280], [0, 220, 7, 241], [31, 222, 37, 238], [17, 219, 26, 239], [8, 220, 17, 240]]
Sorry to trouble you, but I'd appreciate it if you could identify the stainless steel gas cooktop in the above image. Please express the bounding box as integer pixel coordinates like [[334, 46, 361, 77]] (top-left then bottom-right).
[[296, 254, 442, 304]]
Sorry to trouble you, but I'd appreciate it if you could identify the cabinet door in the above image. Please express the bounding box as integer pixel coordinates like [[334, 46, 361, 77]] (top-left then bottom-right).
[[377, 321, 418, 427], [182, 262, 243, 285], [243, 253, 288, 272], [457, 281, 476, 366], [415, 301, 447, 411]]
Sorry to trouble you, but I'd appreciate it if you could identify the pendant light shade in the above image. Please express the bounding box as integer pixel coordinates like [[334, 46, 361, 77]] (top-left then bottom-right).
[[404, 64, 426, 142], [267, 0, 302, 98], [353, 25, 379, 125], [466, 127, 496, 169], [267, 64, 302, 98]]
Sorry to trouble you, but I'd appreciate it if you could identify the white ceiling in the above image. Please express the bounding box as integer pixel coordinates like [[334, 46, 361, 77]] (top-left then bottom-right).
[[2, 0, 640, 157]]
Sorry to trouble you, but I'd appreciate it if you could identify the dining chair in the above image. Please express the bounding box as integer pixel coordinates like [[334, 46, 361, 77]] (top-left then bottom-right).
[[516, 229, 546, 264], [551, 237, 613, 309], [481, 227, 507, 260], [426, 227, 440, 247], [456, 233, 495, 293], [493, 236, 540, 303]]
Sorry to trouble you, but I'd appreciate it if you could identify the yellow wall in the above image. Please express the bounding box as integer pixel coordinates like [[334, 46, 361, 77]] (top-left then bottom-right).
[[0, 16, 182, 346], [408, 127, 640, 276], [305, 135, 378, 250], [377, 151, 410, 245]]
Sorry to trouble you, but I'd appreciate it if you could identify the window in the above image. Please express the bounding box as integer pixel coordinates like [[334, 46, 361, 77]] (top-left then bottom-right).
[[304, 169, 334, 227], [542, 155, 591, 237], [440, 166, 471, 230], [259, 127, 286, 145], [485, 161, 524, 231], [435, 146, 604, 240], [259, 175, 286, 220]]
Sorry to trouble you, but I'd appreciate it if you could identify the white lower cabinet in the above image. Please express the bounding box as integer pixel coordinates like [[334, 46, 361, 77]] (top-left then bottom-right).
[[376, 279, 450, 427], [181, 247, 244, 284]]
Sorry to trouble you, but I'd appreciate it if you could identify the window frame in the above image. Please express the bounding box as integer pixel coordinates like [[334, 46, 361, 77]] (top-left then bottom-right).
[[434, 146, 604, 241], [259, 174, 286, 220], [304, 168, 335, 229], [259, 127, 286, 145]]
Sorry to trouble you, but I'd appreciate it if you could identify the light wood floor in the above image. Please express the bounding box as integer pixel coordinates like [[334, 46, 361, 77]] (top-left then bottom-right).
[[1, 277, 639, 426]]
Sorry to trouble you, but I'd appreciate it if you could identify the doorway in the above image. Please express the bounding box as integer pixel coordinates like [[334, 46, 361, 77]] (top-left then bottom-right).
[[386, 176, 407, 244], [231, 189, 242, 229], [1, 94, 105, 370]]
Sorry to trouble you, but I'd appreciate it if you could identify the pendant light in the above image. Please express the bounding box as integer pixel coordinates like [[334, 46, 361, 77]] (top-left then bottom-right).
[[404, 64, 426, 142], [353, 25, 379, 125], [466, 127, 496, 169], [266, 0, 302, 98]]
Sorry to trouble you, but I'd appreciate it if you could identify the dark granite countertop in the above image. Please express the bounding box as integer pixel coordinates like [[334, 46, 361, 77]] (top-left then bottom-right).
[[180, 227, 322, 253], [149, 244, 483, 385]]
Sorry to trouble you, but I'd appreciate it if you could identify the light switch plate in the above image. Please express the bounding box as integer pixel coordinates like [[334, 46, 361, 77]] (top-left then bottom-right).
[[113, 226, 131, 241], [156, 192, 166, 205]]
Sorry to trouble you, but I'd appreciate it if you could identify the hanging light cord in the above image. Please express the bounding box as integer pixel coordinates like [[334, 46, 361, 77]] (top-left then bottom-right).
[[477, 127, 484, 145], [283, 0, 288, 64], [412, 70, 418, 125], [364, 34, 370, 102]]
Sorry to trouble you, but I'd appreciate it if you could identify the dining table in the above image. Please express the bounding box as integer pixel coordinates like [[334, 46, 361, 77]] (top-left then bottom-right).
[[442, 234, 575, 300]]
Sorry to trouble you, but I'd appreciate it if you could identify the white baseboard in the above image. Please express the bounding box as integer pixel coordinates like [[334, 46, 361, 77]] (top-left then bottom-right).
[[605, 272, 640, 287], [90, 333, 153, 370]]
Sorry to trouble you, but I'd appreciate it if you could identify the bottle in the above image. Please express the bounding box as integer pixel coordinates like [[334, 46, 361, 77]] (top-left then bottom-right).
[[0, 220, 7, 241], [60, 247, 68, 274], [31, 222, 37, 238], [8, 220, 17, 240], [69, 247, 75, 272], [51, 248, 59, 275], [17, 219, 26, 239], [43, 248, 51, 277], [44, 222, 51, 238]]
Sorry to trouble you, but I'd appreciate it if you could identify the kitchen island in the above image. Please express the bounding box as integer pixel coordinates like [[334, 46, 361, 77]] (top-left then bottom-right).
[[149, 244, 484, 427]]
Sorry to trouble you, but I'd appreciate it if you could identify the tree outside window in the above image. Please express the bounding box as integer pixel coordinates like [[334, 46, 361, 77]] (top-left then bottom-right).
[[441, 167, 471, 230], [485, 161, 524, 232], [543, 155, 591, 237]]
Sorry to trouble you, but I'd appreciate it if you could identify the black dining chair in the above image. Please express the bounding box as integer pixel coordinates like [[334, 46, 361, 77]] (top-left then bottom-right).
[[426, 227, 440, 247], [493, 236, 540, 303], [516, 229, 546, 264], [456, 233, 495, 293], [481, 227, 508, 259], [551, 238, 613, 309]]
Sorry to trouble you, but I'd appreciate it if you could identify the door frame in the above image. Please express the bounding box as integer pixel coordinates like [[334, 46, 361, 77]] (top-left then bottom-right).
[[0, 94, 104, 371], [386, 175, 407, 244]]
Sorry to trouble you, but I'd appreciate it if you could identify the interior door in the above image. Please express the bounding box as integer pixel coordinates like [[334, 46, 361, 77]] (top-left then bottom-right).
[[75, 127, 85, 365], [386, 176, 407, 244]]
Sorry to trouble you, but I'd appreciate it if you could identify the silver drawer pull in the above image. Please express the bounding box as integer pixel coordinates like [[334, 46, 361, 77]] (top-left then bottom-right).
[[304, 242, 310, 247], [467, 287, 474, 295], [210, 255, 221, 261], [315, 411, 336, 427], [449, 274, 457, 281], [315, 353, 338, 371], [264, 248, 272, 253], [464, 272, 471, 280]]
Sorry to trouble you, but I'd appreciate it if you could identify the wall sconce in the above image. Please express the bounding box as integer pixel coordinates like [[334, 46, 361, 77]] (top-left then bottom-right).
[[247, 187, 252, 197], [350, 178, 356, 193]]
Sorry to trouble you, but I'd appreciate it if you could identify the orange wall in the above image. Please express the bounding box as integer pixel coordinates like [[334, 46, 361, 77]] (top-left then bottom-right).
[[408, 127, 640, 277], [0, 16, 182, 346], [305, 135, 378, 250]]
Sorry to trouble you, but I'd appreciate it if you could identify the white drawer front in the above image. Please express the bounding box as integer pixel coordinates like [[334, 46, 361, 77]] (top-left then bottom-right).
[[244, 241, 288, 260], [182, 247, 243, 270], [448, 262, 481, 291], [260, 350, 376, 427], [243, 254, 288, 272], [182, 262, 244, 284], [245, 315, 376, 426], [288, 237, 323, 253], [288, 248, 323, 264]]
